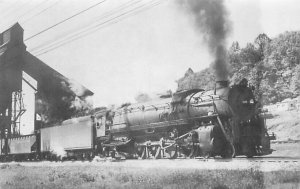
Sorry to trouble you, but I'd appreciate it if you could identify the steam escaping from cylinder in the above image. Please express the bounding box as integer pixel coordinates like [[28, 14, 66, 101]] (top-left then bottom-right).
[[179, 0, 231, 81], [50, 145, 67, 158]]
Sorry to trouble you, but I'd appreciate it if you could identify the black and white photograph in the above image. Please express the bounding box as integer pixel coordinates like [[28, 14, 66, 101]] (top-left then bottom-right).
[[0, 0, 300, 188]]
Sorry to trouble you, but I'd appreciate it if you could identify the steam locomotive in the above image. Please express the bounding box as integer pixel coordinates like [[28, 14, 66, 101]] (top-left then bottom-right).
[[0, 79, 275, 161]]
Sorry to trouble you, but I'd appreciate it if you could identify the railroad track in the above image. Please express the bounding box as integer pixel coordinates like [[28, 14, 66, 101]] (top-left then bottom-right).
[[1, 156, 300, 172], [214, 156, 300, 163], [103, 156, 300, 164], [271, 140, 300, 144], [1, 156, 300, 164], [149, 156, 300, 163]]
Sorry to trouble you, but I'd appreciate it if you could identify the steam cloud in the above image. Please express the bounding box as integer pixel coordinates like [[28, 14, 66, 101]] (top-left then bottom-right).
[[180, 0, 231, 81], [51, 145, 67, 158]]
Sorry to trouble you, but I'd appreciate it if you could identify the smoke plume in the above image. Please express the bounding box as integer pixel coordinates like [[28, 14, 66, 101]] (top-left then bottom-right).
[[180, 0, 231, 81]]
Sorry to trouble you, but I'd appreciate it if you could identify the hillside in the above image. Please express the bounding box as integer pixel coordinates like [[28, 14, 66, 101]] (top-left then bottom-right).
[[266, 109, 300, 141], [177, 31, 300, 105]]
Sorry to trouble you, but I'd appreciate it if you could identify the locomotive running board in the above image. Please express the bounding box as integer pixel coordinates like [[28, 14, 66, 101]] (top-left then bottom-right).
[[112, 114, 220, 133], [102, 139, 132, 147]]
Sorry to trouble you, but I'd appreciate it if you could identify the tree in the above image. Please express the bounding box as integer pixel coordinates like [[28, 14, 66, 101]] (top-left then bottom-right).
[[229, 41, 240, 53], [254, 33, 271, 55], [177, 31, 300, 105]]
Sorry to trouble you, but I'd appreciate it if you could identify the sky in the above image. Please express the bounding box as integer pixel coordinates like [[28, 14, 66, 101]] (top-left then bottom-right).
[[1, 0, 300, 134]]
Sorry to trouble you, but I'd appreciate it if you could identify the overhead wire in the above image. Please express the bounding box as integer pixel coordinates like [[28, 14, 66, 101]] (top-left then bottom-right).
[[14, 0, 51, 23], [93, 0, 142, 22], [32, 0, 160, 55], [29, 0, 142, 53], [2, 0, 166, 56], [24, 0, 107, 41], [1, 0, 50, 28], [34, 0, 163, 56], [21, 0, 61, 24], [31, 0, 165, 56], [1, 0, 34, 20], [0, 0, 26, 16]]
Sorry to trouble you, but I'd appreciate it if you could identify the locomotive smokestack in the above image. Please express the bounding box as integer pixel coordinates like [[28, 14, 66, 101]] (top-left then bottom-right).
[[216, 80, 229, 89], [179, 0, 231, 81]]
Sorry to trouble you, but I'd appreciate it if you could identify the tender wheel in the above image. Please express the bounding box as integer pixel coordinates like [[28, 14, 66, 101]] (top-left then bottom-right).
[[102, 147, 109, 157], [87, 152, 94, 161], [34, 154, 39, 161]]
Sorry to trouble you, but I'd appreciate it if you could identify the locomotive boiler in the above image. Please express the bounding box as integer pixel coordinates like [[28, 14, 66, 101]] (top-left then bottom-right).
[[100, 79, 274, 159]]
